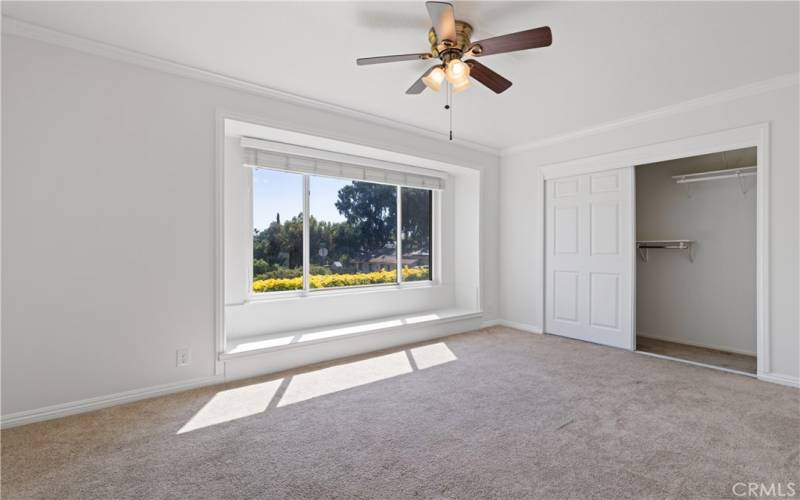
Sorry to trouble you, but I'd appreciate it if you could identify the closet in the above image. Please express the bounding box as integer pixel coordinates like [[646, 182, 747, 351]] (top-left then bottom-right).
[[634, 147, 757, 374]]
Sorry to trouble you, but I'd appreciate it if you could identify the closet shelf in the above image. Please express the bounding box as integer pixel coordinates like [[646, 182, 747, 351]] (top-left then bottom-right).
[[636, 240, 694, 263]]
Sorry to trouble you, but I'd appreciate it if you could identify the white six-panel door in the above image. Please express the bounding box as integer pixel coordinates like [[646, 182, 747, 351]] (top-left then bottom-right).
[[544, 167, 634, 350]]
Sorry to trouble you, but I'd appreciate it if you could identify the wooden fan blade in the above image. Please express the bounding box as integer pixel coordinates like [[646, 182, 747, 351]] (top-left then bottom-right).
[[406, 66, 439, 94], [357, 53, 432, 66], [426, 1, 456, 44], [468, 26, 552, 57], [466, 60, 512, 93]]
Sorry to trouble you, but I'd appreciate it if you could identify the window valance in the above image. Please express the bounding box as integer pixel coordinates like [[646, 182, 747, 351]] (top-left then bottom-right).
[[241, 137, 446, 190]]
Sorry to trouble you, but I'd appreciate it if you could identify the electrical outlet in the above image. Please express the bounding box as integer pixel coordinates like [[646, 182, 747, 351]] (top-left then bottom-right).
[[176, 348, 191, 367]]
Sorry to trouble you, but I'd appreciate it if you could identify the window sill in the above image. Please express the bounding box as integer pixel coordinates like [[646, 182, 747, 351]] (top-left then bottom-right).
[[233, 280, 441, 306], [220, 308, 481, 361]]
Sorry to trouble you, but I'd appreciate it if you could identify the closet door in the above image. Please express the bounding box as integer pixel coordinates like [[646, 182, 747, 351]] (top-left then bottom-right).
[[544, 167, 634, 350]]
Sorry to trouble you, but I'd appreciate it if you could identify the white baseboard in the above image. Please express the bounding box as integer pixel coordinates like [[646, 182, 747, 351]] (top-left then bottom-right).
[[637, 332, 756, 357], [489, 319, 543, 334], [758, 372, 800, 388], [1, 375, 225, 429]]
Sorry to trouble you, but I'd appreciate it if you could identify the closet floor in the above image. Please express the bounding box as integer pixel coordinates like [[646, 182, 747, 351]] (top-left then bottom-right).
[[636, 337, 756, 374]]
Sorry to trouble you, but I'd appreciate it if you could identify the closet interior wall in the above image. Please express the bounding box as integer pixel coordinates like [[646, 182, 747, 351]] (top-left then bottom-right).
[[635, 148, 757, 359]]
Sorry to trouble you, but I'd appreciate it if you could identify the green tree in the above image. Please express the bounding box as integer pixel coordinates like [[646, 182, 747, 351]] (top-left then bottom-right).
[[401, 188, 432, 252], [253, 258, 269, 276], [280, 213, 304, 269], [252, 212, 303, 271], [335, 181, 396, 252]]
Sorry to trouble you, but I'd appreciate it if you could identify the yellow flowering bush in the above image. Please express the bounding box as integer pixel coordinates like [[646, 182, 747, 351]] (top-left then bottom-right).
[[252, 267, 429, 293]]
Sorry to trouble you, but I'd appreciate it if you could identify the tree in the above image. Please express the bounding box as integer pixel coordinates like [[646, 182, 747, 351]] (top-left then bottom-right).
[[252, 212, 303, 270], [279, 213, 304, 269], [335, 181, 396, 253], [253, 258, 269, 276], [401, 188, 431, 253]]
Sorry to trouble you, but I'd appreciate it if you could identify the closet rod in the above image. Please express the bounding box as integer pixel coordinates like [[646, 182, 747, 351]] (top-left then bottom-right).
[[672, 166, 756, 184]]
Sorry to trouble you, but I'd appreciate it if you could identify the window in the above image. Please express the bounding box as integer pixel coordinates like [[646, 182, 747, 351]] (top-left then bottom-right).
[[310, 177, 397, 289], [251, 171, 434, 294], [251, 169, 304, 292], [401, 187, 433, 282]]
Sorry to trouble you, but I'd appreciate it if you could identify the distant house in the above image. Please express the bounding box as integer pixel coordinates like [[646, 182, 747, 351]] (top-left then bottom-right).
[[353, 251, 429, 272]]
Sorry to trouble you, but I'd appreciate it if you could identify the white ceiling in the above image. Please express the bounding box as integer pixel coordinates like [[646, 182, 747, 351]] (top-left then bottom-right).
[[3, 2, 798, 151]]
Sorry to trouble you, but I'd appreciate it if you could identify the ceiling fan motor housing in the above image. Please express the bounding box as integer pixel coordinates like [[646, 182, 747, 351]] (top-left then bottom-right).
[[429, 20, 473, 62]]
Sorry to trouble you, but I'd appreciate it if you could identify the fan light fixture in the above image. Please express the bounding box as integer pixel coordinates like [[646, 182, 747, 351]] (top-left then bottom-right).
[[451, 76, 471, 93], [422, 66, 446, 92], [423, 59, 471, 93], [446, 59, 468, 82], [446, 59, 471, 92], [356, 1, 554, 138]]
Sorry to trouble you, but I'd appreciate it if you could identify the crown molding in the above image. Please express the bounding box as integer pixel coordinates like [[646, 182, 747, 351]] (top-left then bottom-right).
[[501, 72, 800, 156], [4, 16, 797, 160], [1, 16, 500, 157]]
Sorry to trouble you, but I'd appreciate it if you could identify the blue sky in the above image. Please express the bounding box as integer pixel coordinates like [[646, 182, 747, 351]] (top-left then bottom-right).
[[253, 169, 347, 231]]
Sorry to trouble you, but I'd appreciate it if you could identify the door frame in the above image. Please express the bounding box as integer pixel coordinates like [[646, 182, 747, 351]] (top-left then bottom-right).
[[537, 123, 770, 376]]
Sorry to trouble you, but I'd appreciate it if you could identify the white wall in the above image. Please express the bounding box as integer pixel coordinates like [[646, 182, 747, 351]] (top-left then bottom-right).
[[499, 82, 799, 382], [1, 34, 499, 419], [635, 153, 757, 355]]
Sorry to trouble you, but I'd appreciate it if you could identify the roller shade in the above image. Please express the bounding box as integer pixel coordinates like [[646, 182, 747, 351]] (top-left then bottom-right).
[[241, 137, 446, 190]]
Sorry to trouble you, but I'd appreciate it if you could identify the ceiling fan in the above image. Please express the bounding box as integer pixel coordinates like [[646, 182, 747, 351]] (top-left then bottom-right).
[[356, 1, 552, 95]]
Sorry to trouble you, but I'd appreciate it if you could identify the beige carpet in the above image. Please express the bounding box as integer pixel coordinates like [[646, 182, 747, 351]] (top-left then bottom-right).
[[2, 327, 798, 499]]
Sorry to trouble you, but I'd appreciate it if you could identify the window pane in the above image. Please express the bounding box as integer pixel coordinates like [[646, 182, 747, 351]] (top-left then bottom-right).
[[401, 187, 433, 282], [251, 169, 303, 293], [310, 177, 397, 289]]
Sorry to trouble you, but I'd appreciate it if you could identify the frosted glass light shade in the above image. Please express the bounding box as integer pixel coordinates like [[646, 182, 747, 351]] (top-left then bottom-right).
[[422, 67, 446, 92], [451, 77, 472, 94], [445, 59, 469, 84]]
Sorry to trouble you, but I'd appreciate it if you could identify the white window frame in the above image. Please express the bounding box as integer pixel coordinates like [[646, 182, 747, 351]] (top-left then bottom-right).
[[246, 170, 440, 301]]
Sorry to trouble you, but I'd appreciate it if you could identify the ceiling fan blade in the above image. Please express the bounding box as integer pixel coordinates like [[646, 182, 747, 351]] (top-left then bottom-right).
[[465, 60, 512, 94], [467, 26, 552, 57], [406, 66, 438, 94], [357, 53, 432, 66], [426, 1, 456, 44]]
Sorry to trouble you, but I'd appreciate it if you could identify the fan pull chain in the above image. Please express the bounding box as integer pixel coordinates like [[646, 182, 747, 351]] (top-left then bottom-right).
[[450, 85, 453, 141], [444, 82, 453, 141]]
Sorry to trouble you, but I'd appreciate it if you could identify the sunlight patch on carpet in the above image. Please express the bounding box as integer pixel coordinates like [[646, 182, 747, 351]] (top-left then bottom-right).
[[408, 342, 458, 369], [278, 342, 457, 406], [177, 379, 283, 434], [178, 342, 457, 433], [277, 351, 414, 407]]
